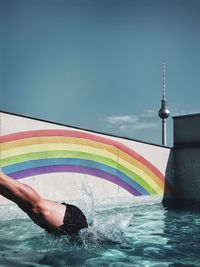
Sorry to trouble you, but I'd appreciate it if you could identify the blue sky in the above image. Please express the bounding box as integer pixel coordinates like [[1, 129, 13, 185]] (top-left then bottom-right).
[[1, 0, 200, 146]]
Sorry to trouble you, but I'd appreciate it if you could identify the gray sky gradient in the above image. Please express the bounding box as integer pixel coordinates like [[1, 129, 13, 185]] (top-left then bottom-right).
[[1, 0, 200, 145]]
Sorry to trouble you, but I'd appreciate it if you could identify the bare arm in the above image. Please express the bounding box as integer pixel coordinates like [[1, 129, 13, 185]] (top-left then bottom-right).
[[0, 171, 66, 231], [0, 171, 41, 208]]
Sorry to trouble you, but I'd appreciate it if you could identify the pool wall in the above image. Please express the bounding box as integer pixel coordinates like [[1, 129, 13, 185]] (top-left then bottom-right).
[[0, 111, 174, 205], [173, 114, 200, 202]]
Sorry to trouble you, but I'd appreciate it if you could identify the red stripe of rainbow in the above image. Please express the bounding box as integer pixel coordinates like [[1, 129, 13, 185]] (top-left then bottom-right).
[[0, 130, 173, 196]]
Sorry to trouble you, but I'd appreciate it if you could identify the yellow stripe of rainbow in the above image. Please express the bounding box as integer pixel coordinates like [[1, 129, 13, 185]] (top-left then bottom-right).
[[0, 129, 172, 196]]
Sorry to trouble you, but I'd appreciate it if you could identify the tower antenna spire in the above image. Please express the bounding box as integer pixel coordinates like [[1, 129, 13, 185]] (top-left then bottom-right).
[[158, 61, 170, 146], [163, 61, 166, 99]]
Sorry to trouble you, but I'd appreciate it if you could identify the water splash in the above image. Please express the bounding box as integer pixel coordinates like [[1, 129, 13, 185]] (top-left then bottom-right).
[[78, 179, 133, 249], [79, 211, 133, 249], [79, 178, 95, 226]]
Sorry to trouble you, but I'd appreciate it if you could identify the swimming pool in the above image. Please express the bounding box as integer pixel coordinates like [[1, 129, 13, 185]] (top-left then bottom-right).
[[0, 202, 200, 267]]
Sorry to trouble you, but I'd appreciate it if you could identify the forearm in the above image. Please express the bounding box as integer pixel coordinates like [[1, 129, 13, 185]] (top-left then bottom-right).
[[0, 171, 22, 201], [0, 171, 15, 184], [0, 171, 16, 202], [0, 171, 41, 207]]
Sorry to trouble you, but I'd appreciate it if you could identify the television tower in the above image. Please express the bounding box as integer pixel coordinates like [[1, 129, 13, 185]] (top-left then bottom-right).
[[158, 61, 170, 146]]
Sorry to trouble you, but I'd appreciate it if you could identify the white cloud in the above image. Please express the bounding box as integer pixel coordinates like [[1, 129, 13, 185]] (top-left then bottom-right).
[[104, 108, 200, 136], [132, 121, 158, 130], [104, 109, 159, 133], [106, 115, 139, 125], [102, 107, 200, 144], [172, 108, 200, 117], [140, 109, 157, 118]]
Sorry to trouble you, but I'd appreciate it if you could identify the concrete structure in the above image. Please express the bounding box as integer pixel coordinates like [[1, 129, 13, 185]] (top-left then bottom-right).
[[0, 111, 174, 208], [173, 113, 200, 202]]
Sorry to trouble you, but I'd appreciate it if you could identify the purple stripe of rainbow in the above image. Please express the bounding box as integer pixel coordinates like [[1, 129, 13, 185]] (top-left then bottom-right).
[[9, 165, 141, 196]]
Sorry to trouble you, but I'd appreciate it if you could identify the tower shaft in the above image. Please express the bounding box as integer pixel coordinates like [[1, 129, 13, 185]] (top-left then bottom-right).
[[158, 62, 170, 146], [162, 119, 167, 146]]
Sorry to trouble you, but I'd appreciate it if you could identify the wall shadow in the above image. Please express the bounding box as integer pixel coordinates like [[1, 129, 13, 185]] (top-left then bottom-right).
[[162, 148, 176, 207]]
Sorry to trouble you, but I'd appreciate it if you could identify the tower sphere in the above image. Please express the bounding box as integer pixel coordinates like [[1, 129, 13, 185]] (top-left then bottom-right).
[[158, 106, 170, 119]]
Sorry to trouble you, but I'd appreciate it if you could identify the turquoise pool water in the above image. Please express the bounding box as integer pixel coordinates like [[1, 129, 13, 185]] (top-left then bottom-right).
[[0, 203, 200, 266]]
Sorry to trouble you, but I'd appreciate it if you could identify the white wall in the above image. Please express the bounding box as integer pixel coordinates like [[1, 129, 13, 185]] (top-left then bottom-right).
[[0, 111, 174, 206]]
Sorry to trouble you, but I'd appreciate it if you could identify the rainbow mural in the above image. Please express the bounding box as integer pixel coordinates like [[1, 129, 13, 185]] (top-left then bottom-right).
[[0, 129, 172, 197]]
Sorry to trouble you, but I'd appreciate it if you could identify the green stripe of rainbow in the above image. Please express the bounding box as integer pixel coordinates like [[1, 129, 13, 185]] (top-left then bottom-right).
[[0, 129, 172, 196]]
